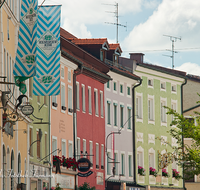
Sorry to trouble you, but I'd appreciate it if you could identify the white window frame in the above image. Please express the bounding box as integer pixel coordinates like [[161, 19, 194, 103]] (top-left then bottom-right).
[[89, 141, 93, 167], [61, 82, 66, 113], [127, 84, 131, 97], [120, 103, 124, 128], [68, 85, 73, 115], [121, 152, 125, 176], [68, 68, 71, 83], [113, 81, 117, 93], [76, 82, 80, 110], [148, 95, 155, 124], [127, 105, 132, 130], [52, 136, 57, 156], [96, 143, 99, 169], [61, 66, 64, 79], [68, 140, 73, 158], [94, 88, 99, 116], [107, 150, 111, 175], [128, 153, 133, 178], [114, 151, 118, 175], [101, 144, 104, 169], [136, 92, 143, 122], [171, 84, 177, 94], [61, 139, 66, 157], [161, 97, 167, 126], [88, 86, 92, 114], [137, 146, 144, 168], [148, 78, 154, 88], [160, 81, 166, 91], [77, 137, 80, 159], [82, 84, 85, 112], [113, 101, 118, 127], [171, 99, 177, 126], [149, 148, 155, 168], [119, 83, 124, 96], [83, 139, 86, 158], [107, 100, 111, 126], [52, 95, 57, 110], [106, 81, 111, 91], [100, 91, 104, 117]]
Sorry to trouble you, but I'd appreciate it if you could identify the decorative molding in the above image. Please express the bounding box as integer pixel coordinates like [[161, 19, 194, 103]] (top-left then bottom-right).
[[137, 132, 143, 143], [148, 134, 155, 144]]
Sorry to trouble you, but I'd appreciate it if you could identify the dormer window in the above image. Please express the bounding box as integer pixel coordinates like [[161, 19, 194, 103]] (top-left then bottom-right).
[[113, 54, 118, 63], [100, 50, 106, 62]]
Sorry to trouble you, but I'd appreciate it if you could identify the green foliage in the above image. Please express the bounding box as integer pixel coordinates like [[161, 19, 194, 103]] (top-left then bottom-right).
[[165, 105, 200, 179], [78, 182, 96, 190]]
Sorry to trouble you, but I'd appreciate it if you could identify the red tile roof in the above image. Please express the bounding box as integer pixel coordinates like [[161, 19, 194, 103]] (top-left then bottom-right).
[[109, 43, 122, 53], [60, 27, 77, 39], [68, 38, 108, 45]]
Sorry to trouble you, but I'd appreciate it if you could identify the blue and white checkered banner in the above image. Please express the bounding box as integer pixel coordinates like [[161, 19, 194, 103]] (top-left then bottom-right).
[[13, 0, 38, 77], [33, 5, 61, 96]]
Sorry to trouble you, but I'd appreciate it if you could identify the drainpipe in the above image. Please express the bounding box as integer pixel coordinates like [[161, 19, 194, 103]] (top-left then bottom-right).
[[73, 65, 83, 190], [181, 77, 187, 190], [132, 78, 142, 184]]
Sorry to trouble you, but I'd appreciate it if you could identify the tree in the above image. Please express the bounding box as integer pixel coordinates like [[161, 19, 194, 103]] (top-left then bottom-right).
[[166, 106, 200, 179], [78, 182, 96, 190]]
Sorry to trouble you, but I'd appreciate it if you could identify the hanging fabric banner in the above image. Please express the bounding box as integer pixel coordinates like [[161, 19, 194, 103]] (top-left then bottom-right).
[[13, 0, 38, 93], [33, 5, 61, 96]]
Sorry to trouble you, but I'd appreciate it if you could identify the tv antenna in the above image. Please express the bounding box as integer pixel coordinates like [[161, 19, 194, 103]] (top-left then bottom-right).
[[163, 35, 181, 69], [104, 3, 127, 43]]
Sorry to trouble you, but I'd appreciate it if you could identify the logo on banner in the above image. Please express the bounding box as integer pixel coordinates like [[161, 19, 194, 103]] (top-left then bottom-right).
[[20, 54, 36, 65], [22, 3, 37, 32], [38, 75, 55, 84], [38, 31, 58, 57]]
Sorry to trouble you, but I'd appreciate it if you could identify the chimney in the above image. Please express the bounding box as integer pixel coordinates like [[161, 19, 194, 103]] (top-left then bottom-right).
[[129, 53, 144, 63]]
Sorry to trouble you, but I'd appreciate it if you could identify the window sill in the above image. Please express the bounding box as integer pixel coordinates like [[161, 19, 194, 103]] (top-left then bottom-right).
[[148, 120, 155, 125]]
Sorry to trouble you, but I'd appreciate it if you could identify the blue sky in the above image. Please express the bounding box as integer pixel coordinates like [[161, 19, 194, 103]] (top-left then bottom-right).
[[39, 0, 200, 75]]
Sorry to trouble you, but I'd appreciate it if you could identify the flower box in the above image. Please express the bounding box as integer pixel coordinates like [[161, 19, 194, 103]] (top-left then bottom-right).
[[138, 166, 145, 176]]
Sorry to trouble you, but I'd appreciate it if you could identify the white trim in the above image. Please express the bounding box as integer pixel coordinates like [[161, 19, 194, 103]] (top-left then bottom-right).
[[119, 82, 124, 96], [137, 132, 143, 143], [148, 134, 155, 144], [148, 94, 155, 124]]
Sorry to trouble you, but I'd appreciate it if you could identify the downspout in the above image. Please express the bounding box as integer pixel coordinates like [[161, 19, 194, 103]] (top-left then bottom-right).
[[181, 77, 187, 190], [132, 78, 142, 184], [73, 65, 83, 190]]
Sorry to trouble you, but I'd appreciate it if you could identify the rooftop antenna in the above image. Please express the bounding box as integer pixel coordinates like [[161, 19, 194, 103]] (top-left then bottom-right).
[[104, 3, 127, 43], [163, 35, 181, 69]]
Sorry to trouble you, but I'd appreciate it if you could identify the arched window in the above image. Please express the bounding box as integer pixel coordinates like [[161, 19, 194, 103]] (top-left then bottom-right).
[[18, 153, 21, 184], [3, 145, 6, 190], [11, 150, 14, 190]]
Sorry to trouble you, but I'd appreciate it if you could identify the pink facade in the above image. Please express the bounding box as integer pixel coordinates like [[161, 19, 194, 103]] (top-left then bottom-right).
[[76, 73, 105, 189]]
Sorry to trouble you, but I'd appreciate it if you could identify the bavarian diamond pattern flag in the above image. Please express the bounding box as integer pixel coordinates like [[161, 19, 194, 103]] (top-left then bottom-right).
[[33, 5, 61, 96], [13, 0, 38, 94]]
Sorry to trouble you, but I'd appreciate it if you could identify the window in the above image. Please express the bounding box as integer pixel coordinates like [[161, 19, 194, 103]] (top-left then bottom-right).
[[68, 70, 71, 82], [37, 131, 41, 158], [120, 84, 123, 93], [107, 152, 111, 175], [29, 127, 33, 156], [61, 83, 65, 110], [87, 87, 92, 114], [68, 86, 72, 110], [52, 137, 57, 156], [107, 101, 111, 124], [77, 138, 80, 159], [149, 153, 154, 168], [148, 79, 153, 87], [120, 105, 124, 128], [96, 143, 99, 168], [89, 141, 93, 166], [127, 107, 132, 129], [101, 145, 104, 169], [136, 95, 142, 119], [161, 82, 166, 90], [100, 91, 103, 117], [121, 154, 125, 176], [171, 101, 177, 122], [114, 153, 118, 175], [68, 141, 73, 158], [161, 99, 167, 123], [76, 82, 79, 109], [100, 50, 104, 61], [83, 139, 86, 158], [62, 139, 66, 157], [137, 146, 144, 169], [127, 86, 131, 96], [107, 81, 110, 89], [148, 96, 154, 121], [113, 82, 117, 91], [171, 84, 177, 92], [82, 85, 85, 112], [94, 89, 98, 116], [61, 67, 64, 78], [128, 155, 133, 177], [113, 103, 117, 126], [52, 95, 57, 107]]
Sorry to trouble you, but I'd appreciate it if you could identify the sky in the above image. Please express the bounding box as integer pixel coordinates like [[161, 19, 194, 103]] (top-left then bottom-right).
[[38, 0, 200, 76]]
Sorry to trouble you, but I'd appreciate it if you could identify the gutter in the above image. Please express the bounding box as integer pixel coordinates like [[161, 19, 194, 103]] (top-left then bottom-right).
[[132, 78, 142, 184], [181, 78, 187, 190]]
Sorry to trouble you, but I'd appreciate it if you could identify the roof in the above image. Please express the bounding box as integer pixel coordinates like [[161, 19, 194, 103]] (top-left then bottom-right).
[[186, 74, 200, 82], [137, 62, 186, 78], [109, 43, 122, 53], [68, 38, 108, 45], [60, 27, 77, 39]]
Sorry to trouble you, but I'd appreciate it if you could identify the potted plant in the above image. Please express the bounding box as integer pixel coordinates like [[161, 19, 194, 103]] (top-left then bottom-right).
[[162, 168, 170, 177], [138, 166, 145, 176], [172, 169, 182, 180], [62, 156, 78, 170], [78, 182, 96, 190], [149, 167, 158, 177]]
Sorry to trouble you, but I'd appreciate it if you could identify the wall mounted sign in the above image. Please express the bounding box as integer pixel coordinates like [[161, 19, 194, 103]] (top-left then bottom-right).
[[78, 171, 93, 177], [78, 158, 91, 173], [21, 105, 34, 115]]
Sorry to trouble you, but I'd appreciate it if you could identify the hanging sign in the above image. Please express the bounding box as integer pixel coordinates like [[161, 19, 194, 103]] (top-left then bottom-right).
[[77, 171, 93, 177], [78, 158, 91, 172], [21, 105, 34, 115]]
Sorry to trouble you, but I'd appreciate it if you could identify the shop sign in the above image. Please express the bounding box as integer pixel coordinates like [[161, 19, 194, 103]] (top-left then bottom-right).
[[77, 171, 93, 177], [78, 158, 91, 172], [21, 105, 34, 115]]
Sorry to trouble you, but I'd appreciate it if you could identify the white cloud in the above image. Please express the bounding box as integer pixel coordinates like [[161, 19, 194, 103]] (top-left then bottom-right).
[[122, 0, 200, 52], [175, 62, 200, 76]]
